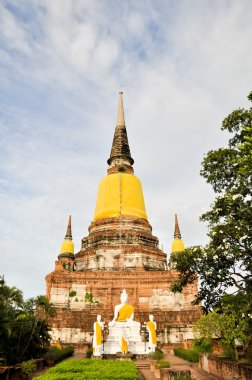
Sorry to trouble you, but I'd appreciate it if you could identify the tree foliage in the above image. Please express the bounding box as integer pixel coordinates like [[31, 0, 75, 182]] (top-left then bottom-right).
[[171, 93, 252, 311], [0, 275, 52, 364], [193, 294, 252, 359]]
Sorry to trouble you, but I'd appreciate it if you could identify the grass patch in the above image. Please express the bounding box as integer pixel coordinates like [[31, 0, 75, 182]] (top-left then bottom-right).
[[35, 359, 138, 380], [174, 348, 199, 363]]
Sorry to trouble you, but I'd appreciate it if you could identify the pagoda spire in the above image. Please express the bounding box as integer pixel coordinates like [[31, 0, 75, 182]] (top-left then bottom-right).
[[107, 92, 134, 168], [116, 91, 125, 126], [174, 214, 181, 239], [59, 215, 74, 256], [171, 214, 185, 253], [65, 215, 72, 240]]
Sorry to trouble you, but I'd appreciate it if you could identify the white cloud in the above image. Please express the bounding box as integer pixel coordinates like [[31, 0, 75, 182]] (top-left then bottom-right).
[[0, 3, 31, 54]]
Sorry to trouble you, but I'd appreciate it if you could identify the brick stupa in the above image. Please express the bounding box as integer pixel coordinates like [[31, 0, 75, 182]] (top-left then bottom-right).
[[46, 92, 201, 348]]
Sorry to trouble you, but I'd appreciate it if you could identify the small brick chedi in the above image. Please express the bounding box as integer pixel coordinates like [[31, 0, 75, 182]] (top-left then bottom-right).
[[46, 92, 201, 348]]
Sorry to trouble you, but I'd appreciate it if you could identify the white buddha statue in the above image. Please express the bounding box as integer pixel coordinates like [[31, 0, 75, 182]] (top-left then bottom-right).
[[109, 289, 134, 326], [104, 289, 144, 354]]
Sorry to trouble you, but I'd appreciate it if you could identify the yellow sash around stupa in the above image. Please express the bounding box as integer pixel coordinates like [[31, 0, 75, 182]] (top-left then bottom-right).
[[116, 304, 134, 321], [95, 322, 102, 346], [121, 336, 128, 353], [146, 321, 157, 344]]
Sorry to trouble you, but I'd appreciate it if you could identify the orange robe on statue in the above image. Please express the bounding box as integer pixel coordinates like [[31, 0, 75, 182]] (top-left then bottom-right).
[[121, 336, 128, 353], [95, 321, 102, 346], [116, 304, 134, 321], [146, 321, 157, 345]]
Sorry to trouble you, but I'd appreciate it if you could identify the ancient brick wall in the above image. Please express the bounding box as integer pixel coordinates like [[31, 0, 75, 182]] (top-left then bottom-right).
[[46, 268, 201, 345], [199, 354, 252, 380]]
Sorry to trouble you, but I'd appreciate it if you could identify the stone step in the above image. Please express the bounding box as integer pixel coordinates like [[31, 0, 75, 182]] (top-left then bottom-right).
[[136, 363, 150, 369]]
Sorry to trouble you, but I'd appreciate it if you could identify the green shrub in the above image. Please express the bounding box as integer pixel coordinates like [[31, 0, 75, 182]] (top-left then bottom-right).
[[69, 291, 76, 297], [193, 339, 213, 353], [245, 347, 252, 363], [157, 359, 170, 368], [148, 347, 164, 360], [35, 359, 138, 379], [43, 346, 74, 362], [174, 348, 199, 363], [86, 347, 93, 358], [84, 292, 99, 304], [21, 359, 36, 374], [118, 165, 126, 172], [221, 347, 237, 361]]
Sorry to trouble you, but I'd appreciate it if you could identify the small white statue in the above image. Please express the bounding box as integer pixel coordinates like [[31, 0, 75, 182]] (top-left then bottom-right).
[[146, 314, 157, 352], [119, 327, 129, 354], [93, 314, 104, 356], [109, 289, 134, 327]]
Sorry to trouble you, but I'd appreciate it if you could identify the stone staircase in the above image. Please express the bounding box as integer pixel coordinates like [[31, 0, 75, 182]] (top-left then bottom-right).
[[136, 361, 150, 370], [136, 361, 153, 380]]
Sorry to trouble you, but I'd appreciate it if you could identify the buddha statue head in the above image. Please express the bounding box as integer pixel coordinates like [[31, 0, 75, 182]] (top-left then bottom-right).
[[120, 289, 128, 304]]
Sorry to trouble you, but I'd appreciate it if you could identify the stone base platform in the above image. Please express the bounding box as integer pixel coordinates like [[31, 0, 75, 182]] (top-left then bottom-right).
[[104, 321, 146, 355], [103, 353, 148, 360], [104, 341, 147, 355], [106, 321, 142, 342]]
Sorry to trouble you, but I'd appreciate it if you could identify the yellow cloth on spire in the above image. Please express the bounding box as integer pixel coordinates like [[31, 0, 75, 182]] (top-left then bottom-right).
[[93, 173, 148, 221], [171, 239, 185, 253], [95, 322, 102, 346], [60, 240, 74, 254], [116, 304, 134, 321], [146, 321, 157, 345], [121, 336, 128, 353]]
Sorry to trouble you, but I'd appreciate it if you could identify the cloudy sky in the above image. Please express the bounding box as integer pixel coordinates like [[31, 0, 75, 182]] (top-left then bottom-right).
[[0, 0, 251, 299]]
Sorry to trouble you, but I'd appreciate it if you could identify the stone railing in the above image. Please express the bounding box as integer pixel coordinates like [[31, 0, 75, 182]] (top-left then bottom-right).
[[149, 359, 191, 379], [199, 353, 252, 380]]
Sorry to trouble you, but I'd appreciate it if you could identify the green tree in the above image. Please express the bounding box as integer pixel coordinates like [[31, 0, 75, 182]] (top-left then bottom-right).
[[0, 276, 52, 364], [25, 295, 55, 319], [0, 275, 23, 308], [0, 276, 23, 347], [171, 92, 252, 311], [193, 294, 251, 360]]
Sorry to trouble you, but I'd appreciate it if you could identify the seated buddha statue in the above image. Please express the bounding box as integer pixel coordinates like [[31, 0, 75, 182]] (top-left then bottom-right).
[[109, 289, 134, 326]]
